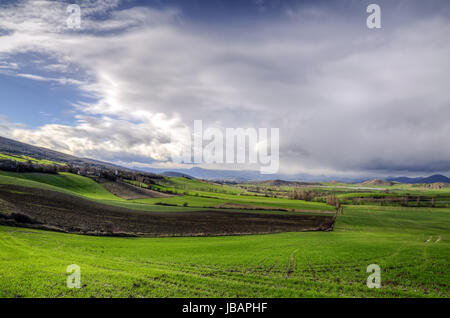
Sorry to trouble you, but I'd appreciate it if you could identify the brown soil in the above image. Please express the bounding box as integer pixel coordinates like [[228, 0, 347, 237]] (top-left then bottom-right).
[[0, 184, 335, 237], [360, 179, 394, 186], [99, 180, 174, 199]]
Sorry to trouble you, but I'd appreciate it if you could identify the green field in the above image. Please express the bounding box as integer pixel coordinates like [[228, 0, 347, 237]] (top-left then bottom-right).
[[0, 171, 119, 200], [0, 153, 65, 166], [0, 204, 448, 297], [0, 171, 333, 212], [0, 171, 449, 297]]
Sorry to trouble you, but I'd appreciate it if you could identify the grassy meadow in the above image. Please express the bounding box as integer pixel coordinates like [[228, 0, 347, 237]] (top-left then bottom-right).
[[0, 153, 65, 166], [0, 204, 448, 297]]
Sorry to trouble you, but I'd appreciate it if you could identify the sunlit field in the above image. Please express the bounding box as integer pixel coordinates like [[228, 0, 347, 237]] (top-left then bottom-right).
[[1, 203, 448, 297]]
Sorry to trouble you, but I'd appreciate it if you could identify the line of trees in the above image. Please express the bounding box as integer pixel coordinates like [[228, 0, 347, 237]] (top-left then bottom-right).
[[288, 189, 318, 201], [0, 159, 61, 174]]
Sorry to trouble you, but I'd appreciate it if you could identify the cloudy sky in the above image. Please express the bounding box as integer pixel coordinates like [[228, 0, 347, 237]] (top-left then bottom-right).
[[0, 0, 449, 177]]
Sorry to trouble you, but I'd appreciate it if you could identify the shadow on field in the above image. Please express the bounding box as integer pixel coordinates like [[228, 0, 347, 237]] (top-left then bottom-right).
[[0, 184, 335, 237]]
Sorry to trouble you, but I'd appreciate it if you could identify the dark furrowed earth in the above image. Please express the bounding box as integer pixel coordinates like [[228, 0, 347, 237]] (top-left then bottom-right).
[[0, 184, 335, 237], [99, 179, 174, 199]]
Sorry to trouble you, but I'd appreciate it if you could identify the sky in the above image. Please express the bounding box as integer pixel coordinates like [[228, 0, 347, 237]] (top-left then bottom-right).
[[0, 0, 449, 177]]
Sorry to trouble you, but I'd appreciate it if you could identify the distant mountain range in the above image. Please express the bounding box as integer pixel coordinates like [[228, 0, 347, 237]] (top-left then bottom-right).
[[144, 168, 450, 184], [387, 174, 450, 184], [140, 167, 368, 183]]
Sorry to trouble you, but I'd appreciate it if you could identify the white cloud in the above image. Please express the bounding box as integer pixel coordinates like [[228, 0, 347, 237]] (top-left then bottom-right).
[[16, 73, 50, 81], [16, 72, 83, 85], [0, 61, 18, 69]]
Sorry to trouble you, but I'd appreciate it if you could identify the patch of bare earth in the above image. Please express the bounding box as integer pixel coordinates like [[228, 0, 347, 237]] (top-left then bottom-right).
[[0, 184, 336, 237], [99, 180, 174, 199]]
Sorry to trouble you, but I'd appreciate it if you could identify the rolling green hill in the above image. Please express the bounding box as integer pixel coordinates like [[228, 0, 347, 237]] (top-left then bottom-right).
[[0, 153, 65, 166], [0, 171, 122, 200], [0, 171, 334, 212]]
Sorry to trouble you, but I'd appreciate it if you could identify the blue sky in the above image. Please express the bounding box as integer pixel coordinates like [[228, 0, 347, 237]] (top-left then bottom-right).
[[0, 0, 449, 177], [0, 50, 93, 128]]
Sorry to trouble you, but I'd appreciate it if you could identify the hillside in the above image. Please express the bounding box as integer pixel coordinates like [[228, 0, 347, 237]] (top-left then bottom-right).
[[0, 135, 127, 171], [361, 179, 394, 187], [0, 169, 335, 236], [161, 171, 195, 179], [251, 179, 320, 187]]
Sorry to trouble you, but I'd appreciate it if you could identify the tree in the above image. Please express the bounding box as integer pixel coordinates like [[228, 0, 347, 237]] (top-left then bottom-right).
[[326, 193, 339, 207], [401, 196, 409, 207]]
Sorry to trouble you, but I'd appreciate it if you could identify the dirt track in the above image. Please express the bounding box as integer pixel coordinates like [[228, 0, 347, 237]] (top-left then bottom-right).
[[0, 184, 335, 237]]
